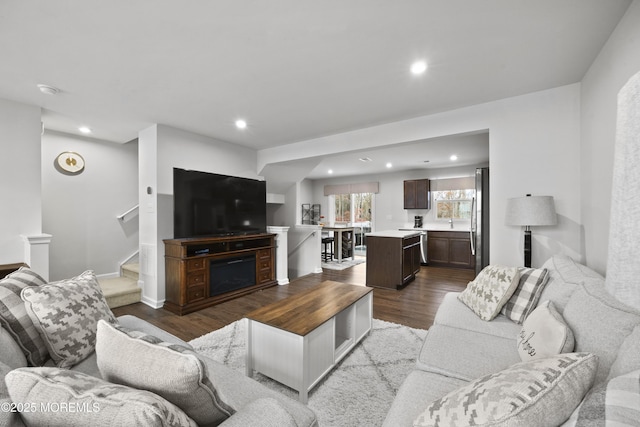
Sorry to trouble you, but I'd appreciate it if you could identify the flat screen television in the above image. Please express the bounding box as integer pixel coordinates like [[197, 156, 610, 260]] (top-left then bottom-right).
[[173, 168, 267, 239]]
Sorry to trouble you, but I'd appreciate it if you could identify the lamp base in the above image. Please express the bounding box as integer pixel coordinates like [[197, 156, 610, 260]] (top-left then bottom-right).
[[524, 228, 532, 268]]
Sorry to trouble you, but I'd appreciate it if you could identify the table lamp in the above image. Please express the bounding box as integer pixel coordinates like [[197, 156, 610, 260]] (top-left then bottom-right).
[[505, 194, 557, 267]]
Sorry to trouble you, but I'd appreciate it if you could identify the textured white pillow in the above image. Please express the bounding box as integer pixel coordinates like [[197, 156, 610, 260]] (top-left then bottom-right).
[[414, 353, 598, 427], [5, 367, 196, 427], [517, 300, 574, 361], [458, 265, 520, 321]]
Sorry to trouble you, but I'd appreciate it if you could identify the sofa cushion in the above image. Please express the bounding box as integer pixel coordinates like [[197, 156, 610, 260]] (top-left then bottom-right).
[[416, 324, 520, 381], [608, 324, 640, 380], [517, 300, 574, 361], [0, 361, 25, 427], [5, 367, 196, 427], [0, 267, 49, 366], [434, 292, 522, 339], [414, 352, 598, 427], [381, 369, 467, 427], [606, 369, 640, 425], [218, 398, 298, 427], [458, 265, 520, 321], [198, 354, 319, 427], [96, 320, 234, 427], [563, 280, 640, 384], [21, 270, 117, 368], [501, 267, 549, 324], [539, 255, 604, 313]]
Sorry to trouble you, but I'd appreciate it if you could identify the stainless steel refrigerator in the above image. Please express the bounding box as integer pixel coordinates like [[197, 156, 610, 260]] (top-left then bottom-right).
[[471, 167, 490, 275]]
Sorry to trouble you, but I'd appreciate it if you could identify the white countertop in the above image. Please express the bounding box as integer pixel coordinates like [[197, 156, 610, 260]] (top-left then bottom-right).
[[367, 230, 422, 238], [399, 226, 471, 232]]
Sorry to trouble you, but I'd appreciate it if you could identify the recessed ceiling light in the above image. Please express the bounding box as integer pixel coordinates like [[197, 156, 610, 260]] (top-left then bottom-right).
[[235, 119, 247, 129], [410, 60, 428, 75], [37, 84, 59, 95], [386, 162, 392, 168], [78, 126, 92, 134], [328, 169, 333, 175], [450, 154, 458, 161], [359, 157, 372, 162]]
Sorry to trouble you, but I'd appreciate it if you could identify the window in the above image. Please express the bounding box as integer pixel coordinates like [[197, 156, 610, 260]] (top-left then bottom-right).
[[332, 193, 373, 226], [434, 189, 474, 220]]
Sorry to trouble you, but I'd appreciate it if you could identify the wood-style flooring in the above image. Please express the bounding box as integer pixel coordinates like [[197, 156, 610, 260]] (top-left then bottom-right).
[[113, 262, 474, 342]]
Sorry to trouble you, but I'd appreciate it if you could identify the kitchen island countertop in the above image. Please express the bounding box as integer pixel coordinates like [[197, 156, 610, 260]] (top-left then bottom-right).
[[366, 230, 422, 238]]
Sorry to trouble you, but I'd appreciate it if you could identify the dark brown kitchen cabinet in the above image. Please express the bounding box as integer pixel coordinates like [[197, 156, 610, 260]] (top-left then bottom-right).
[[404, 179, 431, 209], [366, 234, 421, 289], [427, 231, 475, 269]]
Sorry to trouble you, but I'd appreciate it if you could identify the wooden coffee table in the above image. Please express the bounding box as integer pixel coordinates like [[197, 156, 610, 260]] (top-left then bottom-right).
[[245, 281, 373, 403]]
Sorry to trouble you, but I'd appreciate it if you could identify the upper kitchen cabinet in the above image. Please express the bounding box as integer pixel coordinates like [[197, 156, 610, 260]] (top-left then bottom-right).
[[403, 179, 431, 210]]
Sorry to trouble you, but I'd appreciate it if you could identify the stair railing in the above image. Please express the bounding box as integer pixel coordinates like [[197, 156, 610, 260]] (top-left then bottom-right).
[[117, 204, 139, 222]]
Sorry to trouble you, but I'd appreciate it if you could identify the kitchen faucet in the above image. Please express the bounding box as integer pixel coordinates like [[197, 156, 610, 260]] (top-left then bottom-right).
[[448, 218, 454, 229]]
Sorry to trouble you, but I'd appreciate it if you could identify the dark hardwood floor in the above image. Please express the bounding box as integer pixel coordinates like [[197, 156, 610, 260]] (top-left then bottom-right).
[[113, 261, 473, 342]]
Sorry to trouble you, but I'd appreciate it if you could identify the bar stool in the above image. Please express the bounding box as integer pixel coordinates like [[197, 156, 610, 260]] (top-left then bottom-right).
[[322, 236, 334, 262]]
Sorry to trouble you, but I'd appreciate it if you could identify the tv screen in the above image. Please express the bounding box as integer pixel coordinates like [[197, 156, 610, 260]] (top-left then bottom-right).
[[173, 168, 267, 239]]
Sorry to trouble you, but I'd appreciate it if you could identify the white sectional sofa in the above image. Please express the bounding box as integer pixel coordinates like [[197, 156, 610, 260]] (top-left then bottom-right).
[[0, 267, 317, 427], [383, 255, 640, 426]]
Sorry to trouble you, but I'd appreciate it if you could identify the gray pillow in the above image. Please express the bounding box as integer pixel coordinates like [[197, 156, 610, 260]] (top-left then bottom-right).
[[458, 265, 520, 321], [5, 367, 196, 426], [413, 352, 598, 427], [563, 280, 640, 384], [608, 324, 640, 380], [606, 369, 640, 425], [502, 267, 549, 324], [96, 320, 234, 427], [0, 325, 27, 369], [0, 267, 49, 366], [21, 270, 117, 368], [539, 255, 603, 313]]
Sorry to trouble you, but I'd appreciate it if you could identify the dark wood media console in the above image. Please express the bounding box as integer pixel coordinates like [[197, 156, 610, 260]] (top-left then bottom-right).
[[164, 234, 277, 315]]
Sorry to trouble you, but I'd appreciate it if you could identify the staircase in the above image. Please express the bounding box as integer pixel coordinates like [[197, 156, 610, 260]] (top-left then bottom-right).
[[98, 263, 142, 308]]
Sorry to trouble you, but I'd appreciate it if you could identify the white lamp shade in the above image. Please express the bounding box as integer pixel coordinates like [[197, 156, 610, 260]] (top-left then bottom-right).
[[505, 195, 557, 226]]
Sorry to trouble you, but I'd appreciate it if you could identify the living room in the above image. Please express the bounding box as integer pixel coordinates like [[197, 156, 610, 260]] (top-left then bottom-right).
[[2, 2, 640, 426]]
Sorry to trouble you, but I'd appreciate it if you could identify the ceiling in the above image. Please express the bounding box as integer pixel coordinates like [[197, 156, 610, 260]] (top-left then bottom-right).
[[0, 1, 631, 177]]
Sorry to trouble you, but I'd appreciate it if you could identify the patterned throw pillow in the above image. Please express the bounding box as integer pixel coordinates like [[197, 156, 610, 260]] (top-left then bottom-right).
[[606, 369, 640, 425], [21, 270, 117, 368], [5, 367, 197, 427], [502, 267, 549, 324], [96, 320, 234, 426], [517, 300, 574, 361], [414, 352, 598, 427], [458, 265, 520, 321], [0, 267, 50, 366]]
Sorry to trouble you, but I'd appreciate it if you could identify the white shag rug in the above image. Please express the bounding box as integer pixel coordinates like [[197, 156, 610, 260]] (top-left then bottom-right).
[[321, 257, 366, 271], [189, 318, 427, 427]]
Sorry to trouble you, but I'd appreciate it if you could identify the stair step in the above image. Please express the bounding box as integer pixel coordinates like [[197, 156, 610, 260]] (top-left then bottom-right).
[[121, 263, 139, 280], [98, 276, 141, 309]]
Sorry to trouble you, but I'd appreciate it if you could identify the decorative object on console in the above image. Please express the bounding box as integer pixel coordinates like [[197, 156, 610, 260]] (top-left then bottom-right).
[[458, 265, 520, 321], [413, 352, 598, 427], [54, 151, 85, 175], [517, 300, 574, 361], [505, 194, 557, 268]]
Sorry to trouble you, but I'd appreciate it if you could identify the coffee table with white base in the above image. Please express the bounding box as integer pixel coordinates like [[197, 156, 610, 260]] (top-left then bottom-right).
[[245, 281, 373, 403]]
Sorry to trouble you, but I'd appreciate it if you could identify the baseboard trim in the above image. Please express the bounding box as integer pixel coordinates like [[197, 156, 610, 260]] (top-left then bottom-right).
[[96, 271, 120, 280], [140, 295, 165, 309]]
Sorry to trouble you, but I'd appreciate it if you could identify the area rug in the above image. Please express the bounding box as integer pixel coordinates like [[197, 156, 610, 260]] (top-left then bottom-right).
[[189, 318, 427, 427], [321, 257, 366, 271]]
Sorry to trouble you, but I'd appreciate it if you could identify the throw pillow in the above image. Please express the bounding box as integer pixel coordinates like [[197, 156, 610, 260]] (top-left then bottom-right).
[[21, 270, 117, 368], [96, 320, 234, 426], [413, 352, 598, 427], [517, 300, 574, 361], [501, 267, 549, 324], [5, 367, 197, 427], [606, 369, 640, 425], [607, 324, 640, 380], [458, 265, 520, 321], [0, 266, 50, 366]]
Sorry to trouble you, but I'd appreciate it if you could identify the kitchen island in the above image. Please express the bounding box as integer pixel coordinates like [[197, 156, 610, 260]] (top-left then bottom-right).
[[365, 230, 422, 289]]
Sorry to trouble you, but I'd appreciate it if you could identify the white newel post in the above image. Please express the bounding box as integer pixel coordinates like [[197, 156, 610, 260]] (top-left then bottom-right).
[[22, 234, 53, 281], [267, 226, 290, 285]]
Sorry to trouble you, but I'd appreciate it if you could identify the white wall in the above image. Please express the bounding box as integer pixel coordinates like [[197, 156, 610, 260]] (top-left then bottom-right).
[[260, 84, 582, 269], [138, 124, 261, 307], [580, 0, 640, 274], [0, 99, 43, 265], [42, 131, 139, 280]]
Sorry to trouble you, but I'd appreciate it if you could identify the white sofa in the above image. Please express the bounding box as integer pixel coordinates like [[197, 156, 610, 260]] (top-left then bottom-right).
[[383, 254, 640, 426], [0, 267, 317, 427]]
